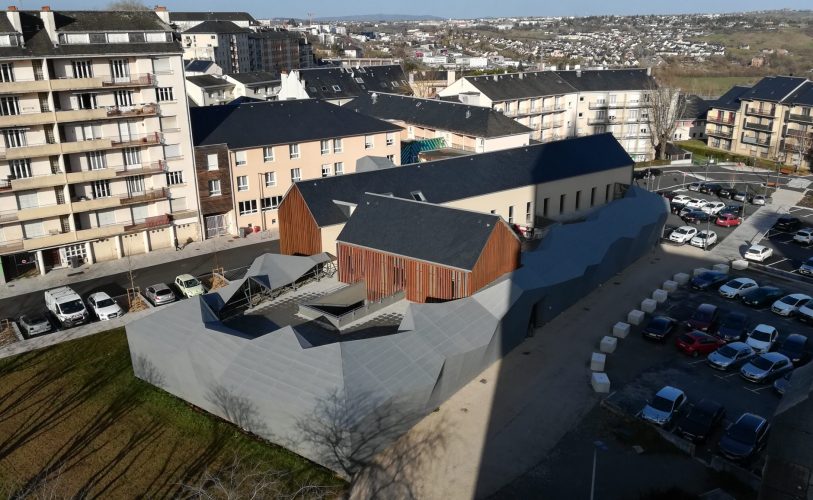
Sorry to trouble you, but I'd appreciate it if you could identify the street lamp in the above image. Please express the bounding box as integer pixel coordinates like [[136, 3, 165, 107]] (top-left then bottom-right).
[[589, 440, 608, 500]]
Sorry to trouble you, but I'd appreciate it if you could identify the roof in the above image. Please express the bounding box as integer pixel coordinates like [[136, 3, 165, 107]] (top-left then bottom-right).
[[186, 75, 234, 89], [296, 65, 412, 100], [337, 193, 508, 271], [250, 30, 302, 41], [226, 71, 278, 85], [711, 85, 751, 112], [740, 75, 807, 103], [185, 59, 216, 73], [296, 133, 633, 227], [191, 99, 402, 149], [170, 11, 257, 23], [347, 92, 532, 138], [556, 69, 656, 92], [781, 80, 813, 107], [183, 20, 251, 34], [678, 95, 712, 120]]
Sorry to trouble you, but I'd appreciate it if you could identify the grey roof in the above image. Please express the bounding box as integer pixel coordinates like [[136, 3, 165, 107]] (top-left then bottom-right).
[[297, 133, 633, 227], [740, 75, 808, 103], [781, 80, 813, 107], [556, 69, 655, 92], [0, 14, 15, 33], [226, 71, 278, 85], [678, 95, 712, 120], [183, 20, 251, 34], [710, 85, 750, 112], [298, 65, 412, 100], [338, 193, 508, 271], [191, 99, 402, 149], [171, 11, 257, 23], [185, 59, 216, 73], [355, 156, 396, 173], [250, 30, 301, 41], [186, 75, 234, 88], [347, 92, 532, 138]]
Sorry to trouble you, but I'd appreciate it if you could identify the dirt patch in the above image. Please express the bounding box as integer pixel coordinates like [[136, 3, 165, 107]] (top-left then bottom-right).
[[0, 325, 17, 348], [797, 193, 813, 209], [208, 274, 229, 291], [127, 294, 148, 313]]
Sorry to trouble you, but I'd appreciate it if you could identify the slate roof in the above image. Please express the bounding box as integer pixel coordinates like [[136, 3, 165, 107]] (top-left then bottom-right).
[[338, 193, 507, 271], [185, 59, 217, 73], [226, 71, 278, 85], [191, 99, 402, 149], [710, 85, 750, 111], [183, 20, 251, 34], [347, 92, 532, 138], [297, 65, 412, 100], [187, 75, 233, 88], [556, 69, 656, 92], [740, 75, 807, 103], [0, 14, 15, 33], [781, 81, 813, 107], [296, 133, 633, 228], [170, 11, 257, 23], [678, 95, 712, 120]]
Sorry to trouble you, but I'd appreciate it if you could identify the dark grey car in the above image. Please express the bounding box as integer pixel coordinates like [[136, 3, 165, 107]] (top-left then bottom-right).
[[145, 283, 177, 306]]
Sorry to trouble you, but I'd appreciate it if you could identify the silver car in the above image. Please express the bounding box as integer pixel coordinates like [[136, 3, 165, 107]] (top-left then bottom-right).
[[18, 313, 53, 337], [740, 352, 792, 383], [145, 283, 177, 306], [707, 342, 755, 371], [641, 386, 687, 427]]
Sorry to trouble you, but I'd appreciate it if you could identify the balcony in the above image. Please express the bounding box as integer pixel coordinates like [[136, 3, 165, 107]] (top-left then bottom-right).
[[541, 120, 564, 130], [22, 224, 127, 251], [707, 115, 736, 126], [71, 187, 170, 213], [786, 128, 813, 139], [744, 121, 774, 132], [49, 73, 155, 92], [10, 172, 68, 190], [745, 107, 775, 118], [2, 141, 63, 160], [587, 117, 610, 125], [55, 103, 159, 123], [65, 160, 167, 184], [120, 187, 169, 206], [110, 131, 164, 149], [0, 178, 11, 192], [0, 239, 23, 253], [609, 101, 650, 109], [588, 102, 609, 110], [706, 128, 733, 139], [17, 202, 73, 222], [0, 209, 17, 225], [0, 79, 51, 94], [741, 135, 771, 147], [788, 113, 813, 125], [0, 109, 55, 127]]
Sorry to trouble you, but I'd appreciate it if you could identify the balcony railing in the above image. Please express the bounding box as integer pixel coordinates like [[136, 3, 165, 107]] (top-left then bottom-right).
[[587, 117, 609, 125], [707, 115, 736, 125], [789, 113, 813, 124], [786, 128, 813, 139], [0, 178, 11, 191], [706, 128, 733, 138], [65, 160, 167, 184], [111, 131, 163, 148], [588, 102, 609, 110], [55, 103, 159, 123], [105, 103, 159, 118], [741, 135, 771, 147], [745, 107, 775, 118], [120, 187, 169, 206], [541, 120, 564, 130], [50, 73, 155, 91], [101, 73, 155, 88], [71, 187, 169, 213], [743, 121, 773, 132]]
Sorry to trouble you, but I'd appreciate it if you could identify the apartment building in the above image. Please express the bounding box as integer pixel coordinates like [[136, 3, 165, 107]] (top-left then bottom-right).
[[674, 95, 711, 141], [182, 21, 252, 74], [277, 65, 413, 105], [169, 11, 258, 32], [186, 71, 278, 107], [250, 31, 312, 73], [0, 7, 200, 283], [438, 68, 658, 161], [190, 99, 402, 238], [782, 81, 813, 170], [704, 86, 749, 153]]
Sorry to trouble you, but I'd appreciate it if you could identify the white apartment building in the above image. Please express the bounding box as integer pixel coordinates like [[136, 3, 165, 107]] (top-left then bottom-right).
[[0, 7, 200, 283]]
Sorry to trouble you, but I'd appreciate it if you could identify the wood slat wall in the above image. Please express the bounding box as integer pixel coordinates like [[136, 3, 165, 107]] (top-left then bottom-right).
[[470, 221, 522, 294], [279, 185, 322, 255], [194, 145, 234, 216]]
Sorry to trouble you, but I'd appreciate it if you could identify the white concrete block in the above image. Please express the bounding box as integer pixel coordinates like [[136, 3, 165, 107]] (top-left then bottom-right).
[[591, 352, 606, 371], [713, 263, 730, 274], [673, 273, 690, 285], [600, 335, 618, 354], [627, 309, 646, 326], [591, 372, 611, 393], [731, 259, 749, 271], [693, 267, 711, 277], [652, 289, 668, 304], [641, 298, 658, 313], [662, 280, 678, 293], [613, 321, 630, 338]]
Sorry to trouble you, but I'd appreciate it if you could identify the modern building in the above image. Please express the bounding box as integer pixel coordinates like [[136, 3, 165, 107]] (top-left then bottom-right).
[[0, 7, 200, 283], [279, 133, 634, 256], [346, 92, 532, 155], [438, 68, 658, 161], [277, 65, 413, 105], [168, 11, 257, 32], [182, 21, 253, 74], [185, 74, 235, 106], [249, 31, 313, 73], [190, 99, 402, 238], [674, 94, 711, 141], [704, 85, 750, 153]]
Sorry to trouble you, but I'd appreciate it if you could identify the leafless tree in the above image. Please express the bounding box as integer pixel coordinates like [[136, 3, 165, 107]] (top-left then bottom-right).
[[787, 128, 813, 172], [645, 82, 685, 161], [205, 384, 268, 434], [106, 0, 149, 10], [2, 463, 67, 500], [409, 70, 446, 98]]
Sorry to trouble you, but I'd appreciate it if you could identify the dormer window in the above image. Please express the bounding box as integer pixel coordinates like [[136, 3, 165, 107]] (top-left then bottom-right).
[[0, 34, 19, 47], [410, 191, 427, 202], [332, 85, 341, 92]]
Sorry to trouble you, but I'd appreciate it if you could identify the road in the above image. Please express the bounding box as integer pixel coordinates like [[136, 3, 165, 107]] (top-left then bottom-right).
[[0, 239, 279, 321], [637, 164, 812, 194]]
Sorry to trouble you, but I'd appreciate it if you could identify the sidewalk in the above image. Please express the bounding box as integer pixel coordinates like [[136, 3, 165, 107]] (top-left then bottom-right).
[[0, 229, 278, 301]]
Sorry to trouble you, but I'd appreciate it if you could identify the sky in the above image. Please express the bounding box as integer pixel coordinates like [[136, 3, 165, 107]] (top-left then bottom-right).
[[61, 0, 810, 18]]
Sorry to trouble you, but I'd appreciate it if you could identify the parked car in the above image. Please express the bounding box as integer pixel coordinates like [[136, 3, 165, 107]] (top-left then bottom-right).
[[87, 292, 124, 321], [686, 303, 720, 332], [17, 312, 53, 337], [700, 183, 722, 194], [660, 190, 678, 200], [716, 213, 743, 227], [718, 186, 735, 198], [688, 182, 702, 191], [740, 352, 792, 383], [744, 244, 773, 262], [44, 286, 88, 328], [719, 278, 758, 299], [774, 216, 802, 232], [677, 331, 725, 357], [175, 274, 206, 298], [777, 334, 809, 366], [794, 228, 813, 245], [682, 210, 712, 224], [716, 312, 750, 342], [701, 201, 727, 215], [771, 293, 812, 317], [691, 272, 729, 291], [642, 316, 678, 341], [669, 226, 698, 244], [732, 191, 748, 202], [690, 230, 718, 249], [798, 303, 813, 323], [634, 168, 662, 179], [676, 399, 726, 443], [751, 195, 768, 206], [718, 413, 770, 462], [708, 342, 755, 371], [741, 286, 784, 308], [719, 204, 744, 216], [672, 194, 693, 205], [641, 386, 687, 427], [684, 198, 708, 209], [745, 324, 779, 354], [144, 283, 177, 306], [774, 371, 792, 395]]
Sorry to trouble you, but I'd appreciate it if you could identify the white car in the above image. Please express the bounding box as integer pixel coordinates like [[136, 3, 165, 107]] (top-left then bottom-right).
[[684, 198, 707, 209], [745, 324, 779, 354], [175, 274, 206, 298], [744, 244, 773, 262], [688, 182, 701, 191], [771, 293, 812, 317], [87, 292, 124, 321], [672, 195, 693, 205], [794, 228, 813, 245], [669, 226, 698, 244], [701, 201, 726, 215], [719, 278, 758, 299], [752, 195, 767, 206], [690, 230, 718, 249]]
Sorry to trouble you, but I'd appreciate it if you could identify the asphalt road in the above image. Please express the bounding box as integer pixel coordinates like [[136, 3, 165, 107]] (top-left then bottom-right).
[[0, 239, 279, 322]]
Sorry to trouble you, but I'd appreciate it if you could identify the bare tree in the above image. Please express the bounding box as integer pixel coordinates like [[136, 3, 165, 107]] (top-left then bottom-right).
[[106, 0, 149, 10], [409, 70, 446, 98], [787, 128, 813, 172], [2, 463, 67, 500], [646, 82, 685, 161]]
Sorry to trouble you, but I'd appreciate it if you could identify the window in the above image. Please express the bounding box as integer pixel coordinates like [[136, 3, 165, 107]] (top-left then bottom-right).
[[9, 159, 31, 178], [543, 197, 549, 217], [263, 146, 274, 162], [71, 60, 93, 78], [290, 168, 301, 182], [16, 190, 37, 209], [526, 202, 532, 224], [289, 143, 300, 159], [160, 115, 178, 132], [22, 220, 44, 238], [208, 179, 221, 196], [264, 171, 276, 187], [0, 62, 13, 82], [92, 180, 111, 198], [575, 190, 581, 210], [238, 200, 258, 215], [164, 143, 181, 159], [122, 147, 140, 166], [114, 90, 133, 107], [107, 33, 128, 43], [166, 171, 184, 185], [559, 194, 566, 214], [322, 164, 331, 177], [261, 196, 283, 211], [235, 151, 247, 166], [590, 187, 596, 207], [508, 205, 514, 223], [386, 132, 394, 146], [333, 138, 343, 153], [153, 57, 171, 74], [76, 92, 97, 110], [605, 184, 611, 202], [364, 135, 374, 149], [236, 175, 249, 191], [3, 129, 26, 148], [206, 154, 218, 170], [156, 87, 174, 102], [410, 190, 426, 202], [0, 96, 19, 116], [320, 139, 330, 155], [86, 151, 105, 170], [332, 85, 341, 92], [334, 162, 343, 175], [97, 209, 116, 227]]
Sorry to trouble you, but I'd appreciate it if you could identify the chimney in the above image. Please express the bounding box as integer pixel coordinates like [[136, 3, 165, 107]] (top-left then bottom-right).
[[518, 72, 524, 79], [6, 7, 21, 34], [154, 6, 169, 25], [39, 6, 57, 45], [576, 69, 581, 77]]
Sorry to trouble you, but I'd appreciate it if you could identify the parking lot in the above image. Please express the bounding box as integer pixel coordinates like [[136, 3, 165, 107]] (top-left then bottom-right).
[[756, 206, 813, 276]]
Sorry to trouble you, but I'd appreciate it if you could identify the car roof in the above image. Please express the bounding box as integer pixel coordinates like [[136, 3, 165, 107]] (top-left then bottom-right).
[[748, 244, 767, 251], [677, 225, 695, 231], [730, 277, 756, 284], [786, 293, 811, 300], [656, 386, 684, 400], [177, 274, 195, 280], [688, 330, 714, 340], [736, 413, 767, 428], [761, 352, 789, 363], [728, 341, 751, 351], [754, 324, 777, 333], [784, 333, 807, 345], [89, 291, 111, 300], [150, 283, 171, 289], [698, 303, 718, 311]]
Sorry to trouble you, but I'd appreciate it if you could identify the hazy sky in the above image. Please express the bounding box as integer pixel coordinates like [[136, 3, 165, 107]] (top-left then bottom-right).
[[62, 0, 810, 19]]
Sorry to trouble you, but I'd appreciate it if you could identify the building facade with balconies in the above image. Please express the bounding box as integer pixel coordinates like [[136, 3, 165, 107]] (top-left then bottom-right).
[[0, 7, 200, 282], [704, 85, 750, 152]]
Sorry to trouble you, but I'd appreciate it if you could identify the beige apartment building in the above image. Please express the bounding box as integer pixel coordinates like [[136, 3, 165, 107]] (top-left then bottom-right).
[[0, 7, 200, 282], [190, 99, 401, 237]]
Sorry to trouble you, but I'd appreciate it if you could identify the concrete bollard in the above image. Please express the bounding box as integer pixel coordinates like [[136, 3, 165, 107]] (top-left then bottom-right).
[[591, 352, 606, 371], [662, 280, 678, 293], [591, 372, 611, 393], [693, 267, 711, 277], [731, 260, 749, 271], [713, 263, 730, 274], [673, 273, 690, 285], [641, 298, 657, 313], [627, 309, 646, 325], [652, 289, 668, 304], [600, 335, 618, 354], [613, 321, 630, 339]]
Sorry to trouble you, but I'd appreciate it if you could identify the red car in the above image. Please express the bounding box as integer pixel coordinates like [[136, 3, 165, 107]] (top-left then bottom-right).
[[716, 213, 743, 227], [676, 331, 725, 357]]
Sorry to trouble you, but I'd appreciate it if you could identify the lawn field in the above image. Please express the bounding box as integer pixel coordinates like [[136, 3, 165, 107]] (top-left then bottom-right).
[[0, 329, 343, 498], [667, 75, 760, 97]]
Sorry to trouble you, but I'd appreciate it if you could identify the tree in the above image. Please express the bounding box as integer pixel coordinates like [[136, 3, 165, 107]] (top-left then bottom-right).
[[646, 82, 685, 161], [106, 0, 149, 10], [786, 128, 813, 172]]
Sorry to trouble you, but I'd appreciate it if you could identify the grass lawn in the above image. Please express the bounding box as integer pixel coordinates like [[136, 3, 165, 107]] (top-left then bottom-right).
[[0, 329, 344, 498], [675, 140, 783, 170], [667, 75, 760, 97]]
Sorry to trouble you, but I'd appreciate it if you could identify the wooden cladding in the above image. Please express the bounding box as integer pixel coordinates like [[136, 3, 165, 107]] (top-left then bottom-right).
[[194, 145, 233, 216], [279, 185, 322, 256], [470, 221, 522, 293]]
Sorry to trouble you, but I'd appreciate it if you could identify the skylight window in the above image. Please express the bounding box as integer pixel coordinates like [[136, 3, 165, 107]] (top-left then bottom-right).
[[410, 191, 427, 202], [332, 85, 341, 91]]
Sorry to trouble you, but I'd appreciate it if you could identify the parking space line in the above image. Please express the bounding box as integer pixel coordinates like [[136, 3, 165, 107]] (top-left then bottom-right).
[[714, 372, 739, 380], [743, 385, 773, 394], [688, 359, 707, 365], [766, 258, 788, 267], [788, 207, 804, 213]]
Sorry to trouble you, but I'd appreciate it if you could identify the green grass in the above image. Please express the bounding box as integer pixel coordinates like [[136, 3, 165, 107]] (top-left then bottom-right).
[[667, 76, 760, 97], [676, 140, 783, 170], [0, 329, 344, 498]]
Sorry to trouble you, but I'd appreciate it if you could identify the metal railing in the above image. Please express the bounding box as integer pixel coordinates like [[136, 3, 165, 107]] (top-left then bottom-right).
[[741, 135, 771, 147], [706, 128, 733, 138], [743, 121, 773, 132], [707, 115, 736, 125], [788, 113, 813, 124], [745, 107, 775, 118]]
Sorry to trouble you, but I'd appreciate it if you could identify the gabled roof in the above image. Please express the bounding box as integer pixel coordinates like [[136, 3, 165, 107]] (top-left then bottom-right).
[[170, 11, 257, 23], [556, 69, 656, 92], [740, 75, 807, 103], [678, 95, 712, 120], [191, 99, 402, 149], [183, 20, 251, 34], [347, 92, 532, 138], [296, 133, 633, 227], [297, 65, 412, 100], [710, 85, 750, 112], [185, 59, 216, 73], [226, 71, 278, 85], [186, 74, 234, 89], [781, 80, 813, 107], [338, 193, 507, 271]]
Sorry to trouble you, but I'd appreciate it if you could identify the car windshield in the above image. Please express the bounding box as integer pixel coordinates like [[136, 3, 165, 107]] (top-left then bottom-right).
[[649, 395, 674, 412], [24, 315, 47, 324], [751, 330, 773, 342], [696, 233, 708, 240], [96, 298, 115, 308], [746, 248, 761, 255], [687, 405, 712, 423], [781, 296, 800, 305], [728, 422, 758, 444], [649, 319, 670, 332], [184, 278, 200, 288], [675, 228, 689, 235], [156, 289, 173, 296], [751, 356, 774, 370], [717, 345, 738, 358], [692, 309, 713, 322], [59, 299, 84, 314]]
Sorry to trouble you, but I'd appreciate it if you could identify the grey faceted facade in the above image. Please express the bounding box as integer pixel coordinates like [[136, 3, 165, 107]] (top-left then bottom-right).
[[126, 186, 667, 473]]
